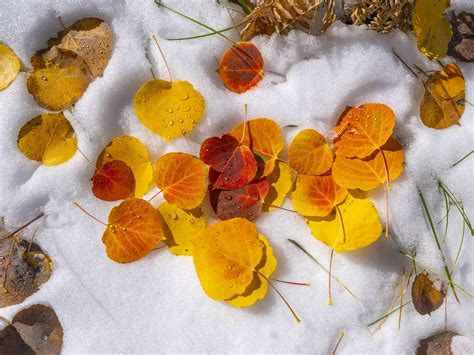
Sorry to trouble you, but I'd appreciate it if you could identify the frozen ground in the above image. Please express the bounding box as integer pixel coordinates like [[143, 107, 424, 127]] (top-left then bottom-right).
[[0, 0, 473, 353]]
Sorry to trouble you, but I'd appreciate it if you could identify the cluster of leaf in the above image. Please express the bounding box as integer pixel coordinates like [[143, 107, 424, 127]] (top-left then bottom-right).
[[0, 18, 114, 166], [290, 103, 404, 251]]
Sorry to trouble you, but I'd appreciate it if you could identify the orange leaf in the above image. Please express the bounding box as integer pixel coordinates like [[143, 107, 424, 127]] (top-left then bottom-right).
[[332, 138, 404, 190], [288, 128, 333, 176], [229, 118, 284, 176], [292, 174, 348, 217], [334, 103, 395, 158], [217, 41, 264, 94], [200, 134, 257, 190], [102, 198, 163, 263], [92, 160, 135, 201], [154, 153, 209, 210]]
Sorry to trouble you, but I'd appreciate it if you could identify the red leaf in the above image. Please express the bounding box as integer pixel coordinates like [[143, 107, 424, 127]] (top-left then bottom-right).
[[213, 179, 270, 221], [200, 134, 257, 190], [92, 160, 135, 201], [217, 42, 264, 94]]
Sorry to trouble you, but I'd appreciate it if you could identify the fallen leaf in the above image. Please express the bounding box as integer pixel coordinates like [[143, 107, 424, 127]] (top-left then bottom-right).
[[154, 152, 209, 210], [412, 272, 446, 315], [96, 135, 153, 198], [102, 198, 163, 263], [307, 192, 382, 252], [0, 324, 34, 355], [448, 11, 474, 62], [416, 331, 457, 355], [17, 113, 77, 166], [332, 137, 404, 190], [192, 218, 264, 300], [134, 79, 205, 142], [27, 49, 92, 111], [34, 17, 113, 77], [420, 63, 465, 129], [200, 134, 257, 190], [412, 0, 452, 60], [92, 159, 135, 201], [263, 160, 293, 212], [0, 43, 20, 90], [0, 235, 52, 308], [334, 103, 395, 159], [288, 128, 333, 176], [158, 202, 206, 256], [12, 304, 63, 355], [217, 41, 264, 93], [213, 179, 270, 221], [229, 118, 284, 176], [292, 174, 348, 217], [226, 233, 277, 307]]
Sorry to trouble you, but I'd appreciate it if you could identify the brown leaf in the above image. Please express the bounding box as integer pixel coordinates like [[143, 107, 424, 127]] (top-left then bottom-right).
[[0, 325, 34, 355], [12, 304, 63, 355], [412, 272, 446, 315], [0, 232, 52, 308], [416, 331, 457, 355], [448, 11, 474, 62]]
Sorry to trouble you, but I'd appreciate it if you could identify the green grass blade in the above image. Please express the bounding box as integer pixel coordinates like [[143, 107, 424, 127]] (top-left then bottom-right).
[[438, 180, 473, 235], [452, 219, 466, 273], [418, 189, 460, 302], [368, 300, 412, 327], [452, 150, 473, 167], [166, 24, 243, 41]]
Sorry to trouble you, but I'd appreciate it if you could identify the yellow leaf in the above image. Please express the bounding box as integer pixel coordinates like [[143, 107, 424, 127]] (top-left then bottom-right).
[[307, 193, 382, 252], [263, 160, 293, 212], [134, 79, 205, 142], [0, 43, 20, 90], [158, 202, 206, 256], [96, 136, 153, 198], [421, 63, 465, 129], [226, 234, 277, 307], [17, 113, 77, 166], [27, 49, 92, 111], [288, 129, 333, 175], [412, 0, 452, 60], [412, 272, 446, 315], [192, 218, 264, 300]]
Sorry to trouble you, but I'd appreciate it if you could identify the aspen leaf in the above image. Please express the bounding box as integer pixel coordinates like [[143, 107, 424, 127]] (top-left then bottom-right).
[[217, 41, 264, 93], [17, 113, 77, 166], [420, 63, 465, 129], [289, 128, 333, 176], [307, 193, 382, 252], [263, 160, 293, 212], [412, 0, 452, 60], [214, 179, 270, 221], [229, 118, 284, 176], [134, 79, 205, 142], [158, 202, 206, 256], [417, 331, 457, 355], [448, 11, 474, 62], [0, 236, 52, 308], [192, 218, 264, 300], [12, 304, 63, 355], [154, 153, 209, 210], [0, 324, 33, 355], [334, 103, 395, 159], [0, 43, 20, 90], [412, 272, 446, 315], [27, 49, 92, 111], [200, 134, 257, 190], [34, 17, 113, 77], [333, 138, 404, 191], [226, 234, 277, 308], [293, 174, 348, 217], [92, 159, 135, 201], [102, 198, 164, 263], [96, 136, 152, 198]]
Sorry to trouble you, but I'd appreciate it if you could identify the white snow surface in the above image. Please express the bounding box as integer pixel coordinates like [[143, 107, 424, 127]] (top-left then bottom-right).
[[0, 0, 473, 353]]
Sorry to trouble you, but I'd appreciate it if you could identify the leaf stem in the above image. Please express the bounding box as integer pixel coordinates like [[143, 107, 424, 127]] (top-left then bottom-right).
[[152, 35, 173, 82], [332, 331, 345, 355], [72, 200, 108, 227]]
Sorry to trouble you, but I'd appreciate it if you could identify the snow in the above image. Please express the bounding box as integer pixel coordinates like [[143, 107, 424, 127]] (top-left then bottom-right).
[[0, 0, 473, 353]]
